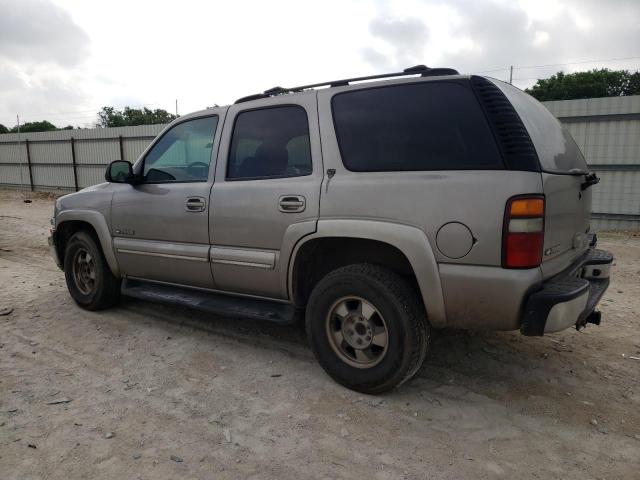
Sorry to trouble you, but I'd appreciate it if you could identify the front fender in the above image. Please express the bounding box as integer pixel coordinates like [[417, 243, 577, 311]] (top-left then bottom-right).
[[288, 219, 447, 327], [56, 209, 120, 277]]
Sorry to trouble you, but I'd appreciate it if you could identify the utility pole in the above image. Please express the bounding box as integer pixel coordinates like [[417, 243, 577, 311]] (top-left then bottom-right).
[[509, 65, 514, 84], [175, 99, 178, 116], [17, 114, 26, 193]]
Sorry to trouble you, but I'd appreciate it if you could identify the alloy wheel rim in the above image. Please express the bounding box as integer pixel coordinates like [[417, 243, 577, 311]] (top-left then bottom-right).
[[73, 248, 96, 295], [325, 296, 389, 369]]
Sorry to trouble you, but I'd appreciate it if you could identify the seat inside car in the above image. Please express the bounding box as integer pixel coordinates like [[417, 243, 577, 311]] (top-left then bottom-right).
[[238, 140, 289, 178]]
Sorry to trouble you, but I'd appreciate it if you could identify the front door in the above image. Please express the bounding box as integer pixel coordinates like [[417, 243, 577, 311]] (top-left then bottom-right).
[[111, 113, 224, 288], [210, 92, 323, 299]]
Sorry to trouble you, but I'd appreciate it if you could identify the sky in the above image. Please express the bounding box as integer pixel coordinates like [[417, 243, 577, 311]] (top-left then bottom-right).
[[0, 0, 639, 128]]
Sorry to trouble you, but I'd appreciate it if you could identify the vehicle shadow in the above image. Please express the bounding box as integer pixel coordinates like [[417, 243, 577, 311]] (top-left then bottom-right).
[[119, 295, 559, 396], [416, 328, 546, 382], [120, 296, 311, 357]]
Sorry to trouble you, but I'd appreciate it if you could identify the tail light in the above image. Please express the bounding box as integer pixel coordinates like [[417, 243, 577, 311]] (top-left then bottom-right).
[[503, 195, 545, 268]]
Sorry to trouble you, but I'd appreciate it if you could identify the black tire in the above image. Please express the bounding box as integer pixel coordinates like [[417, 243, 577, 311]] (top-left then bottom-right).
[[63, 231, 121, 311], [305, 264, 429, 394]]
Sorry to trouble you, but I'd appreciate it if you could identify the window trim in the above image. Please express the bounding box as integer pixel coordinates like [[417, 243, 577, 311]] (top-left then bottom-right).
[[330, 79, 507, 173], [225, 104, 313, 182], [137, 114, 219, 185]]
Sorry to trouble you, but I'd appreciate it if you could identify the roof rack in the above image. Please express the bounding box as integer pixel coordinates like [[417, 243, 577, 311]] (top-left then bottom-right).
[[234, 65, 459, 104]]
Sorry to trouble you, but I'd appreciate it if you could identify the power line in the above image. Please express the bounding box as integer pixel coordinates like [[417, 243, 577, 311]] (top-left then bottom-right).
[[19, 113, 98, 121], [15, 103, 160, 120], [513, 63, 640, 81], [514, 55, 640, 70], [469, 55, 640, 75], [8, 54, 640, 123], [8, 103, 173, 128], [470, 67, 511, 75]]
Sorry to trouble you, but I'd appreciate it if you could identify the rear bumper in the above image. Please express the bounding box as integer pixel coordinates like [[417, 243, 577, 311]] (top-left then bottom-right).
[[521, 248, 613, 336]]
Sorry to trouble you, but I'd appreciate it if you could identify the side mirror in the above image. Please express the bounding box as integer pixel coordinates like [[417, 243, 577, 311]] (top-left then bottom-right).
[[105, 160, 134, 183]]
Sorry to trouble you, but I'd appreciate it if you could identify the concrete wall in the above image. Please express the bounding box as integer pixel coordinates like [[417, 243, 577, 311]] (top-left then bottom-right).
[[1, 94, 639, 230]]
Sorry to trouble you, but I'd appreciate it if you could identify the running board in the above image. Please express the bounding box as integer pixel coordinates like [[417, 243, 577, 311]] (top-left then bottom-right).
[[121, 279, 297, 325]]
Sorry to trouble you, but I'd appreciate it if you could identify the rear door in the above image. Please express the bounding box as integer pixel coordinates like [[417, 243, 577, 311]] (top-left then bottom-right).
[[494, 80, 591, 277], [209, 92, 322, 299]]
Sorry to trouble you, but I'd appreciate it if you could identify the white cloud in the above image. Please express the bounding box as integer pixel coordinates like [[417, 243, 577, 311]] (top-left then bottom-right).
[[533, 31, 550, 47], [0, 0, 638, 129], [0, 0, 92, 127], [0, 0, 89, 66]]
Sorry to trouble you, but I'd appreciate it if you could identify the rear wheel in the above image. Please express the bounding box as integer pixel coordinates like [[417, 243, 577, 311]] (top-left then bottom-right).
[[306, 264, 429, 393], [64, 231, 120, 310]]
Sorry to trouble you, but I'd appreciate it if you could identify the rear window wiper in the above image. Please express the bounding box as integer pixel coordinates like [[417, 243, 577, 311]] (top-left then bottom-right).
[[580, 171, 600, 191], [566, 168, 600, 190]]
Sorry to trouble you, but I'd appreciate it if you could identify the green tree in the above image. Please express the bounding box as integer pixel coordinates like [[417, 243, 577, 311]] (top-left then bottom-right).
[[9, 120, 58, 133], [97, 106, 178, 127], [0, 124, 8, 134], [526, 69, 640, 101]]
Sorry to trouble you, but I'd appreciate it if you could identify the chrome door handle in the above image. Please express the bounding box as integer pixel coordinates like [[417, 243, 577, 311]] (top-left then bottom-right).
[[185, 197, 206, 212], [278, 195, 306, 213]]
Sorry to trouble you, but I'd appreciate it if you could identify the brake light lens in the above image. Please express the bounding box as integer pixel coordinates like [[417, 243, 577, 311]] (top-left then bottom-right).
[[503, 196, 545, 268]]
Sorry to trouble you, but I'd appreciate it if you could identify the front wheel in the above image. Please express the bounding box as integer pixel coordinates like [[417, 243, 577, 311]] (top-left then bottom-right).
[[63, 231, 121, 310], [305, 264, 429, 394]]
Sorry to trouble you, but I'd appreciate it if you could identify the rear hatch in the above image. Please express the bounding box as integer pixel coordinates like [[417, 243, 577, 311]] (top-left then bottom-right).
[[491, 80, 592, 278]]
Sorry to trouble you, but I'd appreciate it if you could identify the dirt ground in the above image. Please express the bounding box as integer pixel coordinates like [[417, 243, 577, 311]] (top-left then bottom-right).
[[0, 189, 639, 480]]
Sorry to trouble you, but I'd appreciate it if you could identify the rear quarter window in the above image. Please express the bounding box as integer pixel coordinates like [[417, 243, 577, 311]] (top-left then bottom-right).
[[492, 80, 588, 173], [331, 81, 503, 172]]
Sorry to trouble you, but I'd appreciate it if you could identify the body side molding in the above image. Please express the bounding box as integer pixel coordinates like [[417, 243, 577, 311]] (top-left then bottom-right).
[[210, 246, 276, 269]]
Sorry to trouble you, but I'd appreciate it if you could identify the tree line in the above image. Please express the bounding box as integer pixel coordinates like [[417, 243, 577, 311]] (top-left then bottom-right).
[[525, 68, 640, 101], [0, 106, 177, 134], [1, 69, 639, 134]]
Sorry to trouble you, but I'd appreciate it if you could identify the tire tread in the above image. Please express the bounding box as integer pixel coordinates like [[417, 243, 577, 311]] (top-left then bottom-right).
[[306, 263, 429, 393], [64, 230, 120, 311]]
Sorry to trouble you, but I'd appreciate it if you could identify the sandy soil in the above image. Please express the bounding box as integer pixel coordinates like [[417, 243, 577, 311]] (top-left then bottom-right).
[[1, 189, 639, 480]]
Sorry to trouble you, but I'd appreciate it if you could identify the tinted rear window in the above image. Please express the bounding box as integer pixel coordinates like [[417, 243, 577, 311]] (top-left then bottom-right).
[[227, 106, 312, 180], [331, 82, 503, 172]]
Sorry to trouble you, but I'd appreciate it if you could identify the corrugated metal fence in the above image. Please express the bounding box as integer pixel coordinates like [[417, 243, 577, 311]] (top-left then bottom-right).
[[544, 95, 640, 230], [1, 95, 639, 230], [0, 124, 164, 192]]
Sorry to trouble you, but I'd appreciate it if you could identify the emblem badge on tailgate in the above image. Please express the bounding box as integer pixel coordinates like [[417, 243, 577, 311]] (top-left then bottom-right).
[[544, 244, 560, 256]]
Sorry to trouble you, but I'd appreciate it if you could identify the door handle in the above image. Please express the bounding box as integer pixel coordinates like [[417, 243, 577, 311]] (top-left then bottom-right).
[[278, 195, 306, 213], [185, 197, 206, 212]]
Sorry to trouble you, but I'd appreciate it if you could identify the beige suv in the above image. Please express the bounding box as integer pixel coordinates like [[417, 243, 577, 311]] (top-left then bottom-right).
[[49, 66, 612, 393]]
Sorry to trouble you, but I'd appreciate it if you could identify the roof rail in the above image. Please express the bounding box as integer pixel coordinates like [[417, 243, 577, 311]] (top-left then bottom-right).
[[234, 65, 459, 104]]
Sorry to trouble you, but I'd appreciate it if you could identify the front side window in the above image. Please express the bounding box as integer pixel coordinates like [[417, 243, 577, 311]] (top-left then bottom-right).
[[332, 82, 503, 172], [227, 106, 312, 180], [143, 116, 218, 183]]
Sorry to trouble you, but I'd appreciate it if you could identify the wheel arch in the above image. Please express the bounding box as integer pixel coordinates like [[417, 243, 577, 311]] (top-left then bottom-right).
[[56, 210, 120, 277], [288, 219, 446, 327]]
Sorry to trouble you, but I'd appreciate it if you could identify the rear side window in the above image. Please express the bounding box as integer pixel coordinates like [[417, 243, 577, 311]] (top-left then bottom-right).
[[493, 80, 588, 173], [332, 82, 503, 172], [227, 106, 312, 180]]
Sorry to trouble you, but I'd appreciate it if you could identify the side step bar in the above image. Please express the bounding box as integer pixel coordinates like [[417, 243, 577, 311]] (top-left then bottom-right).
[[122, 279, 297, 325]]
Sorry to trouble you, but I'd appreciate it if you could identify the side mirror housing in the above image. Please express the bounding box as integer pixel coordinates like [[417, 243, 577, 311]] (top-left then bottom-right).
[[105, 160, 135, 183]]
